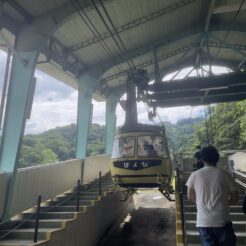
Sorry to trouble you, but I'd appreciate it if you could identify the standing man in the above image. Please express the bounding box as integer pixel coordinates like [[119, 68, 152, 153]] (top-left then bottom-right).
[[194, 145, 204, 169], [186, 146, 238, 246]]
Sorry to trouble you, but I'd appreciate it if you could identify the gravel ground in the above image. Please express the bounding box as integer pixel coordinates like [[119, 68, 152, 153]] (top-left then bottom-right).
[[102, 190, 176, 246]]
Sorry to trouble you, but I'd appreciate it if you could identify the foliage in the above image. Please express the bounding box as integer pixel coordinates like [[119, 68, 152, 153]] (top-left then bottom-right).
[[165, 117, 204, 154], [194, 100, 246, 151], [18, 100, 246, 167], [19, 123, 105, 168]]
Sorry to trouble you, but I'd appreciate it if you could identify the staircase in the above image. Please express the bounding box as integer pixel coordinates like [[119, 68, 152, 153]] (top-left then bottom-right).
[[181, 174, 246, 245], [0, 174, 114, 246]]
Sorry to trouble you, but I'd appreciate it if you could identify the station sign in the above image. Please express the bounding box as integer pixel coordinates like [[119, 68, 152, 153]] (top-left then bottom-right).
[[113, 160, 161, 170]]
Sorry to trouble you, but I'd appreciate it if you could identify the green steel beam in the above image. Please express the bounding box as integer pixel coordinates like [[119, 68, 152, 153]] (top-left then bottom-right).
[[76, 74, 98, 160], [105, 89, 122, 155], [102, 44, 198, 82], [0, 50, 38, 221], [195, 0, 216, 66], [87, 22, 246, 79], [153, 92, 246, 108], [149, 84, 246, 101], [148, 72, 246, 92], [12, 0, 105, 52]]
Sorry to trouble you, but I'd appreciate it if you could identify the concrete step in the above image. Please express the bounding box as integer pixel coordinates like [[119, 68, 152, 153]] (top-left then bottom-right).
[[0, 239, 47, 245], [184, 212, 246, 221], [0, 228, 59, 241], [0, 174, 112, 245], [185, 220, 246, 232], [49, 199, 93, 207], [65, 191, 106, 196], [0, 219, 65, 230], [39, 206, 86, 213], [186, 230, 246, 244], [79, 181, 112, 187], [55, 195, 100, 201], [62, 200, 95, 206], [21, 212, 76, 220], [69, 195, 101, 201]]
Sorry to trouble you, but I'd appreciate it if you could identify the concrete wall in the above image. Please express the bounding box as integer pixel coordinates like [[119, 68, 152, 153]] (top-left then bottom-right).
[[83, 155, 110, 184], [10, 159, 82, 217], [0, 172, 9, 218], [228, 152, 246, 172], [38, 192, 134, 246], [0, 155, 111, 218]]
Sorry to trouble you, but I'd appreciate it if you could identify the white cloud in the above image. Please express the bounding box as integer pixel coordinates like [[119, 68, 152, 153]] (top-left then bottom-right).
[[115, 101, 204, 127], [25, 90, 78, 134], [0, 48, 229, 134]]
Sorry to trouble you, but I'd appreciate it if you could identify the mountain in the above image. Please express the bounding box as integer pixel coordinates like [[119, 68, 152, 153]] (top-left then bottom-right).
[[18, 98, 246, 168]]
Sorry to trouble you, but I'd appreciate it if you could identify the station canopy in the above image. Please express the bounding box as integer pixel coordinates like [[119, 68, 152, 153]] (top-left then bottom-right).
[[0, 0, 246, 106]]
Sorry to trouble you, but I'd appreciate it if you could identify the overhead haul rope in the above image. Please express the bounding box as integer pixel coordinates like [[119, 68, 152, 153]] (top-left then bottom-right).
[[93, 0, 135, 69], [208, 104, 214, 145], [68, 0, 123, 73]]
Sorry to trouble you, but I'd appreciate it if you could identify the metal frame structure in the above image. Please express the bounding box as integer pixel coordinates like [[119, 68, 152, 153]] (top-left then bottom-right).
[[0, 0, 245, 222]]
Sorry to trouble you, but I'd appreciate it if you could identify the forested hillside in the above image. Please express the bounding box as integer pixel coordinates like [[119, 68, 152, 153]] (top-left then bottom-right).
[[19, 124, 105, 167], [165, 117, 204, 154], [194, 100, 246, 150], [18, 100, 246, 168]]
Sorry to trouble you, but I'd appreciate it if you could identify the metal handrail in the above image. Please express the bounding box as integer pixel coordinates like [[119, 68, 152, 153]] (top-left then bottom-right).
[[231, 170, 246, 188], [0, 172, 113, 242], [176, 168, 186, 246]]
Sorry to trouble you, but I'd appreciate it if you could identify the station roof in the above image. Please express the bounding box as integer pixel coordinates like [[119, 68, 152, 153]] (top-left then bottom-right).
[[0, 0, 246, 106]]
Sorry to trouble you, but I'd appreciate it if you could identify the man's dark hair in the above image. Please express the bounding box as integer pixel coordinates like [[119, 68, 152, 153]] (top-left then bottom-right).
[[201, 146, 220, 165]]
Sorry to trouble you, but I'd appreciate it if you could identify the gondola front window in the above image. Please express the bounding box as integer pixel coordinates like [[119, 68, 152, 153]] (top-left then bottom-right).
[[112, 136, 135, 158], [138, 136, 166, 157]]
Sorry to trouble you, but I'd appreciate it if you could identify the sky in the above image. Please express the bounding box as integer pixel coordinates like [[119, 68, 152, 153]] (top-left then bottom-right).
[[0, 50, 229, 134]]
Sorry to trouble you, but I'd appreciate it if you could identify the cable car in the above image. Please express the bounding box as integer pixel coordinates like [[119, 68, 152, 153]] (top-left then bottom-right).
[[111, 125, 172, 191], [110, 70, 173, 200]]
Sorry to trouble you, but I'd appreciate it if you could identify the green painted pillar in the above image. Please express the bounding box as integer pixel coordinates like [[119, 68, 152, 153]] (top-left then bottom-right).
[[76, 74, 98, 159], [0, 50, 38, 221], [106, 92, 120, 155]]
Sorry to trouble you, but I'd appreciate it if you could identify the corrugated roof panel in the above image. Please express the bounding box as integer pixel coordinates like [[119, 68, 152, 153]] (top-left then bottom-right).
[[105, 0, 179, 27], [2, 0, 245, 101], [74, 37, 121, 65], [54, 12, 108, 47], [14, 0, 69, 18], [208, 47, 243, 64], [54, 0, 200, 66]]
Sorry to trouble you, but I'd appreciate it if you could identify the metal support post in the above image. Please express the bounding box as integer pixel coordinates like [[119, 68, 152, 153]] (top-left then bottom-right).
[[76, 74, 98, 160], [176, 168, 186, 245], [34, 195, 42, 243], [99, 171, 102, 196], [0, 48, 11, 129], [76, 180, 80, 212], [106, 91, 120, 155]]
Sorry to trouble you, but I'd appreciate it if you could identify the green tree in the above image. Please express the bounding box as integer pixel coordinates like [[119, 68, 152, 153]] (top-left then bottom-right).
[[194, 100, 246, 151], [40, 149, 58, 164], [19, 146, 42, 167]]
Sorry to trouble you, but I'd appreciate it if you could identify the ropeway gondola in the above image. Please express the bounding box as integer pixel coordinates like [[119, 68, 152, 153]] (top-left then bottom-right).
[[110, 69, 174, 201]]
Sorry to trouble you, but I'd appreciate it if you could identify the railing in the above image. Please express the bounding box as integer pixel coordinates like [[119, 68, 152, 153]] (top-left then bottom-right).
[[231, 170, 246, 188], [175, 168, 186, 246], [0, 171, 113, 243]]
